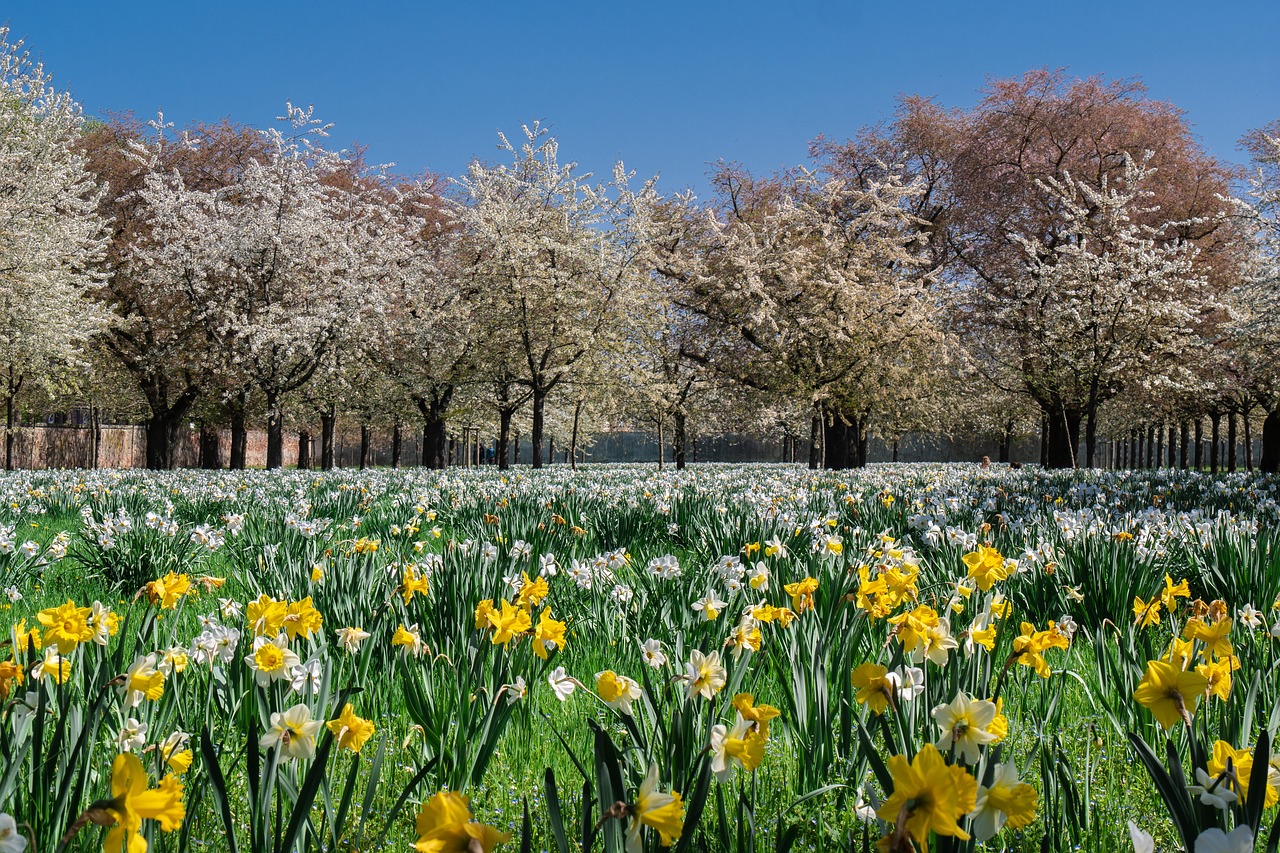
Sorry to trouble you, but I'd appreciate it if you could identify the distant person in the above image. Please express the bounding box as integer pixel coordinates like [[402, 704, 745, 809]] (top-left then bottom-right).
[[980, 455, 991, 470]]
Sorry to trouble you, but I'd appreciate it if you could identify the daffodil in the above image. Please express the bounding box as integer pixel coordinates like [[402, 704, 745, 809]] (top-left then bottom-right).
[[625, 764, 684, 853], [596, 670, 642, 714], [260, 704, 323, 761], [532, 608, 566, 660], [969, 761, 1038, 841], [37, 599, 93, 653], [684, 649, 727, 701], [710, 715, 766, 780], [1133, 659, 1208, 729], [122, 654, 165, 707], [851, 663, 896, 715], [326, 704, 376, 753], [413, 790, 509, 853], [94, 753, 186, 853], [932, 691, 999, 764], [877, 744, 977, 846]]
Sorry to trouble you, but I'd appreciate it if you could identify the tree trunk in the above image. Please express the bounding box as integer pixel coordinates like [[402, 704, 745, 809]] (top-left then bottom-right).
[[1039, 417, 1049, 468], [391, 421, 402, 469], [892, 438, 899, 463], [200, 424, 222, 469], [547, 433, 554, 467], [1260, 407, 1280, 474], [513, 431, 521, 466], [1194, 419, 1203, 471], [265, 393, 284, 470], [1179, 422, 1189, 471], [673, 411, 687, 470], [4, 370, 21, 471], [1210, 413, 1221, 474], [1043, 407, 1082, 469], [359, 423, 371, 470], [571, 400, 584, 471], [416, 391, 451, 470], [145, 414, 185, 471], [229, 406, 247, 470], [319, 407, 336, 470], [530, 388, 546, 470], [90, 406, 102, 469], [497, 408, 514, 471], [1146, 424, 1155, 469], [808, 412, 821, 470], [1166, 425, 1176, 468], [1084, 412, 1098, 468], [1227, 410, 1238, 473], [656, 419, 664, 471], [1154, 424, 1163, 469], [297, 430, 312, 470]]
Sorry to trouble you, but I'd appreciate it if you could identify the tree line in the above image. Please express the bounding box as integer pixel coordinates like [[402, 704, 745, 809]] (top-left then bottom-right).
[[3, 28, 1278, 471]]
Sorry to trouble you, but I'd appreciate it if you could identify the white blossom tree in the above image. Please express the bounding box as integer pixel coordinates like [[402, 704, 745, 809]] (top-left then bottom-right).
[[959, 153, 1213, 467], [0, 27, 108, 468], [1233, 125, 1280, 471], [136, 105, 409, 467], [454, 124, 655, 468], [643, 164, 939, 468]]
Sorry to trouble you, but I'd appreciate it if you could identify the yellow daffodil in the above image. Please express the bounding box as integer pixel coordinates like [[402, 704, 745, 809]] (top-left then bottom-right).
[[877, 744, 977, 846], [326, 704, 376, 753], [1133, 659, 1208, 729], [413, 790, 509, 853], [95, 753, 186, 853], [625, 764, 683, 853]]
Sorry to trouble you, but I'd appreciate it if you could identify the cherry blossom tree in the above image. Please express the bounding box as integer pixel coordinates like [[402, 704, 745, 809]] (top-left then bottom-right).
[[453, 124, 654, 469], [135, 105, 410, 467], [643, 162, 938, 468], [0, 28, 108, 469]]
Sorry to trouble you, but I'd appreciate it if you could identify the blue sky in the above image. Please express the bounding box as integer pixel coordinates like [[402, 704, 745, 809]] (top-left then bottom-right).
[[6, 1, 1278, 194]]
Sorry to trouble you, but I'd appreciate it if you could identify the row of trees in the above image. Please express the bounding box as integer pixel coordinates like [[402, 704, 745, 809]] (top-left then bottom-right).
[[3, 25, 1278, 470]]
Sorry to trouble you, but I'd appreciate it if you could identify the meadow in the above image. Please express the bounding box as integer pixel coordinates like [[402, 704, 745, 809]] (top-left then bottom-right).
[[1, 463, 1278, 853]]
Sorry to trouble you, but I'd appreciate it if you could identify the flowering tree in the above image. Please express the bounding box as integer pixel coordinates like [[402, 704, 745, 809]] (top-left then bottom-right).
[[454, 125, 653, 468], [0, 28, 108, 468], [885, 71, 1234, 467], [1233, 124, 1280, 471], [82, 116, 268, 469], [135, 105, 408, 467], [959, 154, 1211, 468], [644, 163, 938, 468]]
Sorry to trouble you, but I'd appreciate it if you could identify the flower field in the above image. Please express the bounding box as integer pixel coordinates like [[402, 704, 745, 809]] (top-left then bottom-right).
[[1, 463, 1279, 852]]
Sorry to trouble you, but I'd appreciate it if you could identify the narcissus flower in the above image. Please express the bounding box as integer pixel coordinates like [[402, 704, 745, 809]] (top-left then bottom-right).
[[710, 715, 766, 781], [327, 704, 376, 753], [877, 744, 977, 846], [625, 764, 684, 853], [684, 649, 727, 700], [94, 753, 186, 853], [260, 704, 323, 761], [413, 790, 510, 853], [145, 572, 191, 610], [784, 577, 819, 612], [532, 608, 567, 660], [123, 654, 165, 707], [851, 663, 896, 715], [392, 623, 427, 657], [1134, 659, 1208, 729], [962, 545, 1009, 591], [731, 693, 780, 739], [596, 670, 642, 715], [486, 600, 531, 646], [969, 761, 1038, 841], [932, 692, 999, 764], [37, 600, 93, 653]]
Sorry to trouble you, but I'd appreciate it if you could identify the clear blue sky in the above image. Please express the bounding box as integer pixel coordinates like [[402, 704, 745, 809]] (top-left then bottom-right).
[[6, 0, 1278, 194]]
